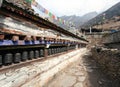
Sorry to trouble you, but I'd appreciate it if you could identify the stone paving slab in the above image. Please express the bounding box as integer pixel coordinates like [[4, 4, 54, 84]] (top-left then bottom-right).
[[46, 50, 120, 87], [74, 83, 83, 87], [46, 51, 88, 87]]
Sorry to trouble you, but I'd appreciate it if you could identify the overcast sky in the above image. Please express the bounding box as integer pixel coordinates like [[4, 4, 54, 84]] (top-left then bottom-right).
[[36, 0, 120, 17]]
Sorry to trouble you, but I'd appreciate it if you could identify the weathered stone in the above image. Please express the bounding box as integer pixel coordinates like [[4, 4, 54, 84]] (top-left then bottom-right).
[[78, 76, 86, 82], [59, 75, 76, 87], [0, 49, 86, 87], [5, 71, 13, 77], [84, 66, 93, 72], [74, 82, 83, 87], [5, 71, 26, 82], [0, 80, 7, 86], [67, 68, 78, 74], [75, 72, 85, 76], [12, 75, 28, 87], [0, 74, 6, 81], [1, 82, 12, 87], [19, 67, 30, 72], [91, 47, 120, 80], [98, 81, 103, 85]]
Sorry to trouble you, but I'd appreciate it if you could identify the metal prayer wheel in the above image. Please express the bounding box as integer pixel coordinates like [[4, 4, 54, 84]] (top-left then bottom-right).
[[0, 55, 2, 66], [40, 49, 44, 57], [56, 48, 58, 53], [51, 48, 55, 54], [59, 47, 62, 53], [35, 50, 39, 59], [54, 48, 57, 54], [29, 50, 34, 60], [4, 53, 13, 65], [21, 51, 28, 61], [13, 53, 21, 63], [48, 49, 51, 55]]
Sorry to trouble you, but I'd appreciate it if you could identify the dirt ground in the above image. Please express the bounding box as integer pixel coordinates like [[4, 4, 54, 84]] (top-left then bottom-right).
[[45, 51, 120, 87]]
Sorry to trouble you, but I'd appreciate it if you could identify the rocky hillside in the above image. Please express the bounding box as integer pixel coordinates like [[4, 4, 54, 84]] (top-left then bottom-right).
[[82, 2, 120, 29], [60, 12, 98, 28]]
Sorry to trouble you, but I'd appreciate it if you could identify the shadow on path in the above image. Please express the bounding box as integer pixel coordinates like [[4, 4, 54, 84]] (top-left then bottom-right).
[[83, 53, 120, 87], [46, 50, 120, 87]]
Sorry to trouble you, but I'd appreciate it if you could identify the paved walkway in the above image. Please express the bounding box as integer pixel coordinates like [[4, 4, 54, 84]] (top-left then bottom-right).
[[45, 50, 119, 87]]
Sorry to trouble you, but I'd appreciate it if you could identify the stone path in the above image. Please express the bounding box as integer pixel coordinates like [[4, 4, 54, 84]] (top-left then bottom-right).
[[45, 50, 120, 87]]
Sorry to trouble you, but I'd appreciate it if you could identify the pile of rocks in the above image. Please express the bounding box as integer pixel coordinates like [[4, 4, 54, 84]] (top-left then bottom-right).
[[6, 0, 29, 9], [5, 0, 34, 13], [91, 47, 120, 80]]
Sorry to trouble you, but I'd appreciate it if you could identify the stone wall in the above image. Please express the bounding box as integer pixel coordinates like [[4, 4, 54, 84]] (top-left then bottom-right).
[[91, 47, 120, 80], [104, 43, 120, 50], [0, 48, 87, 87], [102, 31, 120, 44], [86, 34, 103, 49]]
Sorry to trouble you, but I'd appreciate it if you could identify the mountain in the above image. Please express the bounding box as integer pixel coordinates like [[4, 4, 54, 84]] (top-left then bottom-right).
[[60, 12, 98, 28], [82, 2, 120, 28]]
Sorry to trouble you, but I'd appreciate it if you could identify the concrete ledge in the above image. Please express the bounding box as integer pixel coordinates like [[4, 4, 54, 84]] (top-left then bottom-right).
[[0, 48, 86, 87]]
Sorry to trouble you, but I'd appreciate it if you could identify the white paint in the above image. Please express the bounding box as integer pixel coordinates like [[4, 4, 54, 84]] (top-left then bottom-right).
[[0, 48, 87, 87]]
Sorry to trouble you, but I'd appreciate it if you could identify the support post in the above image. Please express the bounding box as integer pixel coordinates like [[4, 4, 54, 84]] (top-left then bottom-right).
[[44, 48, 48, 59]]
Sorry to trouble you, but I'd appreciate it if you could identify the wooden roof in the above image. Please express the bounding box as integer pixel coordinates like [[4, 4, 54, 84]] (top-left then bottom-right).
[[0, 0, 88, 42]]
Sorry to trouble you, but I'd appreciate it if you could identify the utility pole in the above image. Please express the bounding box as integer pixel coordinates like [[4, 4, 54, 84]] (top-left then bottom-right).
[[102, 13, 106, 33], [0, 0, 3, 7], [90, 26, 92, 34]]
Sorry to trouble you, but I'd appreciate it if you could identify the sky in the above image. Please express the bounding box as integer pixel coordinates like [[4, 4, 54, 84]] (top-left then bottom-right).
[[36, 0, 120, 17]]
